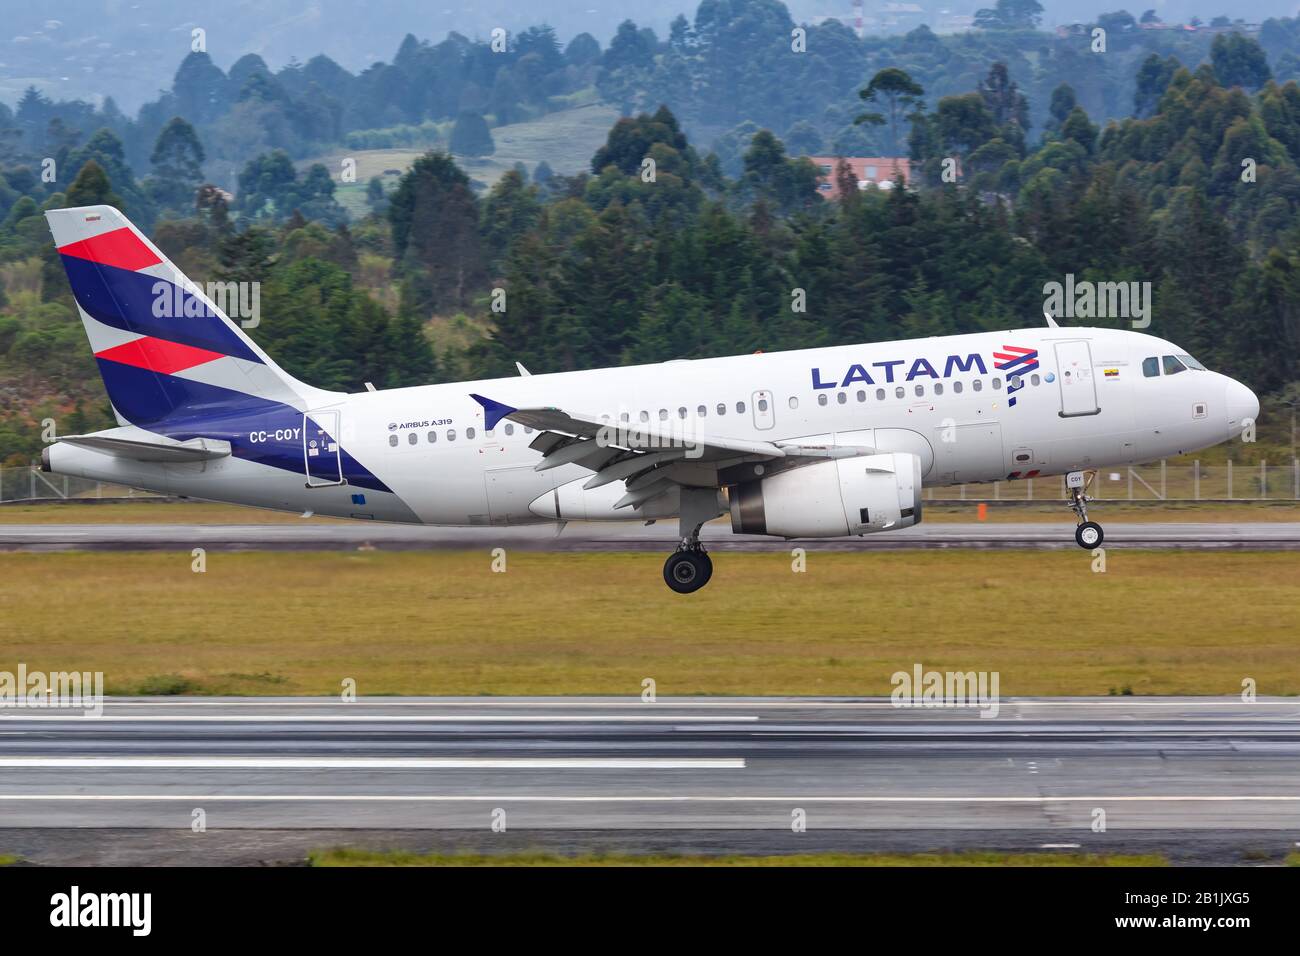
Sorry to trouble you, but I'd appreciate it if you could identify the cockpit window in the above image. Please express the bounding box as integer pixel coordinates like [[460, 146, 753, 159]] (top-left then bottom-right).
[[1177, 353, 1206, 371], [1162, 355, 1187, 376], [1142, 356, 1160, 378]]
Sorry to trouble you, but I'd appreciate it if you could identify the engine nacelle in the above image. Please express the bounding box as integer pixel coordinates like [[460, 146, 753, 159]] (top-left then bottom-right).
[[729, 452, 922, 538]]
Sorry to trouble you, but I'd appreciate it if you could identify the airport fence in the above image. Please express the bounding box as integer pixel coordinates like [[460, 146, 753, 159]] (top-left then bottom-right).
[[0, 466, 165, 503], [924, 459, 1300, 503], [1, 460, 1298, 505]]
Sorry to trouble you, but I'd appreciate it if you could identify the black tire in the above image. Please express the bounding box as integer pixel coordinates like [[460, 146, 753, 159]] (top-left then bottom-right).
[[1075, 521, 1104, 549], [664, 551, 709, 593], [697, 551, 713, 587]]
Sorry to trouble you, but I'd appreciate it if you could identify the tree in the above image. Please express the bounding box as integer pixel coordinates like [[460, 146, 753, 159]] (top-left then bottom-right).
[[856, 68, 925, 156], [1211, 33, 1272, 92], [66, 159, 121, 208], [449, 111, 495, 157], [149, 117, 205, 213], [973, 0, 1044, 30], [388, 151, 487, 314]]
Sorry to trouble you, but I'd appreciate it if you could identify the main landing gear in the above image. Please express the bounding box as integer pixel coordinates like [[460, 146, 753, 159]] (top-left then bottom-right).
[[663, 486, 724, 594], [1066, 470, 1104, 549], [664, 543, 712, 594]]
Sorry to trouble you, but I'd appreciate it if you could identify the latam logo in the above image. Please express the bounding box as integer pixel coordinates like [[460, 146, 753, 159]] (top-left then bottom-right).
[[811, 353, 988, 389], [992, 346, 1040, 407], [811, 347, 1042, 410]]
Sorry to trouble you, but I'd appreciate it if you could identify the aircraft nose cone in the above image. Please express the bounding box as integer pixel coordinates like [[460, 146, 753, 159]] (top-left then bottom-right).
[[1225, 379, 1259, 436]]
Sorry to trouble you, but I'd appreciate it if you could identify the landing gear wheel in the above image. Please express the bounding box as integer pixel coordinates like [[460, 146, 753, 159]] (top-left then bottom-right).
[[664, 550, 710, 594], [1075, 521, 1103, 549]]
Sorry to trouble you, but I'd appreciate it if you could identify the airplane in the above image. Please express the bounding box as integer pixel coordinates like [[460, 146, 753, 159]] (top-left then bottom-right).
[[41, 205, 1259, 592]]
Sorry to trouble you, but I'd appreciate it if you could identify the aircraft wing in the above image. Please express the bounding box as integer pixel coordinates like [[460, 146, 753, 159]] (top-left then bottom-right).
[[471, 394, 866, 508]]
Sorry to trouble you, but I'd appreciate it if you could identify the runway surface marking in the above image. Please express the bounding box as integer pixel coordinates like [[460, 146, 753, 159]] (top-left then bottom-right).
[[0, 794, 1297, 802], [48, 698, 1300, 707], [0, 714, 760, 722], [0, 757, 746, 770]]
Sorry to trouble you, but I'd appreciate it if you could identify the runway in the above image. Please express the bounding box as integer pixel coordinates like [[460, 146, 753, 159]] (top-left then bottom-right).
[[3, 520, 1300, 551], [3, 697, 1299, 839]]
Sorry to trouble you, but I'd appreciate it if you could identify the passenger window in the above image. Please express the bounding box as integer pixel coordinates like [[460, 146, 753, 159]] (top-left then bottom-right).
[[698, 404, 707, 417], [640, 411, 649, 422], [788, 397, 798, 409], [717, 403, 727, 415], [467, 427, 476, 439], [504, 424, 514, 436], [1142, 356, 1160, 377], [1030, 374, 1040, 386], [934, 383, 943, 395], [659, 409, 668, 421], [856, 390, 866, 402], [447, 429, 456, 441], [758, 398, 768, 411], [427, 431, 437, 443], [678, 407, 687, 419], [953, 381, 963, 394], [894, 386, 904, 399], [973, 380, 982, 392], [992, 378, 1001, 389], [817, 394, 828, 406], [388, 434, 398, 447], [1009, 375, 1021, 388], [836, 392, 846, 404], [914, 384, 924, 396], [876, 388, 885, 400], [1162, 355, 1186, 376], [736, 401, 746, 413], [407, 432, 417, 445], [524, 426, 533, 434], [620, 412, 630, 422]]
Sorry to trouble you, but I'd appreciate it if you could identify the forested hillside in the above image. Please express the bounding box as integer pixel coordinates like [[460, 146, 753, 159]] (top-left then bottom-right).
[[1, 0, 1299, 464]]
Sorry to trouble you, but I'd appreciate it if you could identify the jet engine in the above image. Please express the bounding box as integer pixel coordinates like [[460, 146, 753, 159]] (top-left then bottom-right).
[[728, 452, 922, 538]]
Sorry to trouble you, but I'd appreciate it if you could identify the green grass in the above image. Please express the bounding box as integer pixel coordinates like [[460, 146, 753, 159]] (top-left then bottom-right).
[[1, 550, 1297, 696], [308, 847, 1167, 867]]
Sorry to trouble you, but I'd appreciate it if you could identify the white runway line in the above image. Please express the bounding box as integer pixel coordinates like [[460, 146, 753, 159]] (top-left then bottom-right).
[[72, 699, 1300, 708], [0, 794, 1297, 802], [0, 757, 746, 770], [0, 715, 759, 723]]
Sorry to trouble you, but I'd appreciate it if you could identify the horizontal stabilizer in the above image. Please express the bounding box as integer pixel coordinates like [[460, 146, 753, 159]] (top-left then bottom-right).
[[56, 434, 232, 462]]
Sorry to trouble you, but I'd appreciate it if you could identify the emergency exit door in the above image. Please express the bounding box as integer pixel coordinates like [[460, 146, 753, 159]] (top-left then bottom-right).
[[303, 409, 343, 486], [1054, 341, 1100, 417]]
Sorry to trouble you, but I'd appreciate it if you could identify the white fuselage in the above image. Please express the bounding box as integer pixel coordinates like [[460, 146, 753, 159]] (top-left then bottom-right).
[[47, 326, 1255, 528]]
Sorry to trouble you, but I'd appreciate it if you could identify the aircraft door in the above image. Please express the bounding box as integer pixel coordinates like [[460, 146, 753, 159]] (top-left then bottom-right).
[[1054, 341, 1100, 417], [303, 409, 344, 486], [752, 390, 775, 430]]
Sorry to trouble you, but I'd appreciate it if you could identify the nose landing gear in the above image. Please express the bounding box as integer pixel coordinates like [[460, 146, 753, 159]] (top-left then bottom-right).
[[1066, 470, 1104, 549]]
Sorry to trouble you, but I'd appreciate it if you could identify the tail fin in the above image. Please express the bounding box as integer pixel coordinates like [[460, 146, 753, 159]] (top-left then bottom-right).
[[45, 204, 327, 428]]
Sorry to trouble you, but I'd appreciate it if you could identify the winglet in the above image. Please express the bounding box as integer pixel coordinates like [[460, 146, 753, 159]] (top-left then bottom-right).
[[470, 394, 517, 431]]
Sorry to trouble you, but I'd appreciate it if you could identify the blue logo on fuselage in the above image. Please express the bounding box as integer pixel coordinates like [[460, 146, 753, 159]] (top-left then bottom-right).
[[811, 353, 989, 389]]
